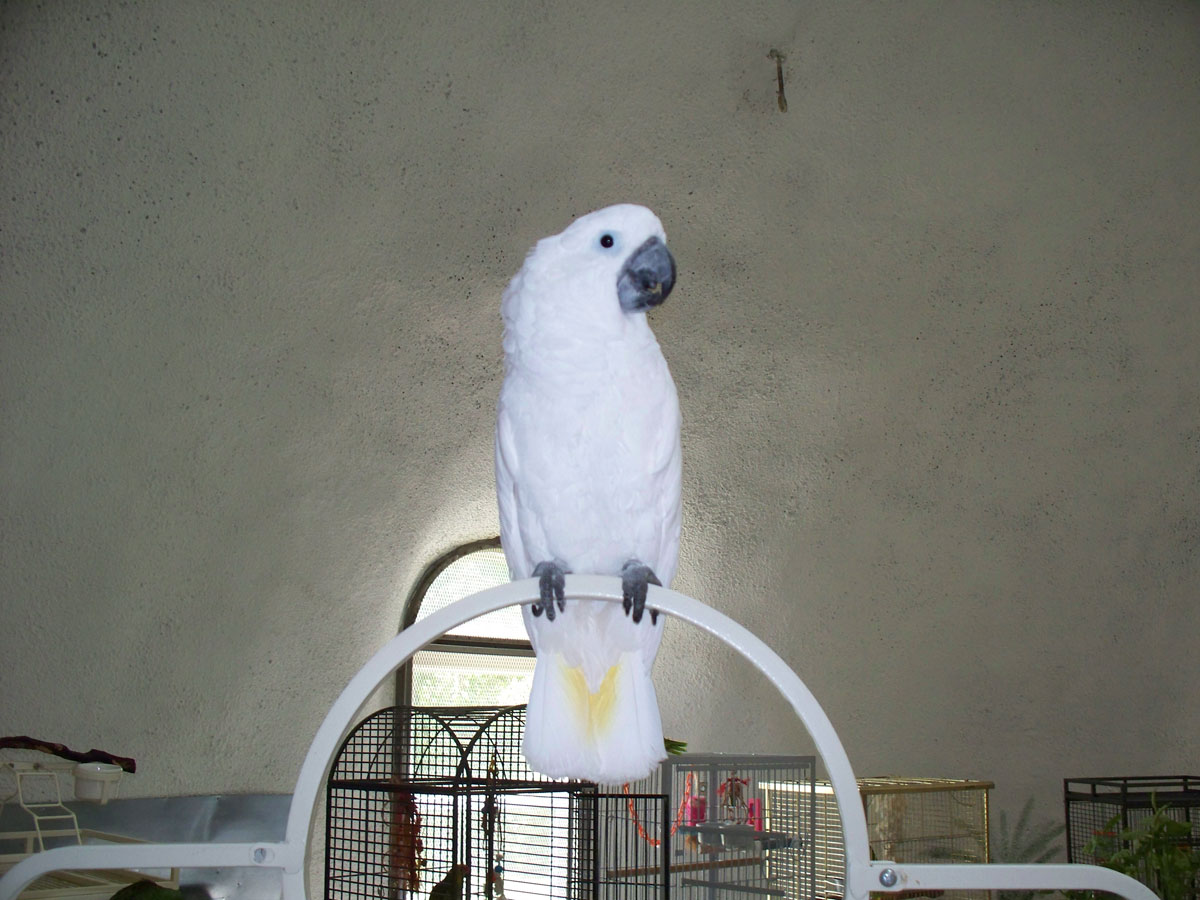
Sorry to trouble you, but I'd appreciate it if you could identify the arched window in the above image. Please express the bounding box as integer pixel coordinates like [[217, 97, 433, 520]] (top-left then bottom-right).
[[396, 538, 534, 707]]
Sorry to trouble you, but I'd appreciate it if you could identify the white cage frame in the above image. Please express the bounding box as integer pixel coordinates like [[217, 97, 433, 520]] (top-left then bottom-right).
[[0, 577, 1157, 900]]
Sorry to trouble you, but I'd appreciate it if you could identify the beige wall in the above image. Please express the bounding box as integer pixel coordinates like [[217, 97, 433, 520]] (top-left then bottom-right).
[[2, 1, 1197, 828]]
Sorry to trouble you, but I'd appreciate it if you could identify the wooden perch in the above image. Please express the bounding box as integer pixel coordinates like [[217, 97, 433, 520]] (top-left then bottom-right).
[[0, 736, 137, 773]]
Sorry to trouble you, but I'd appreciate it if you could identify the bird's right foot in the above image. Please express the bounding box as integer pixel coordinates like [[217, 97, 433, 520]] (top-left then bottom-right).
[[530, 561, 567, 621]]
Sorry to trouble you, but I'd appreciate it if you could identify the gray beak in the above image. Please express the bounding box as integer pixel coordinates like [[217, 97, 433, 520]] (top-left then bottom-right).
[[617, 237, 676, 312]]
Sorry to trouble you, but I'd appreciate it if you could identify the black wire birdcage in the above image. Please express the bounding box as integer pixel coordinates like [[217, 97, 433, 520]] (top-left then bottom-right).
[[324, 705, 672, 900], [1065, 776, 1200, 900]]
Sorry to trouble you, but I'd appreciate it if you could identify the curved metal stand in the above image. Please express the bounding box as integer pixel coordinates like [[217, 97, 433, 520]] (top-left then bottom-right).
[[0, 578, 1157, 900]]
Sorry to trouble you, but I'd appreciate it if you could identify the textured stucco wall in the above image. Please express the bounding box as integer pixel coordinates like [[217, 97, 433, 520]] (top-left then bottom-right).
[[2, 0, 1197, 830]]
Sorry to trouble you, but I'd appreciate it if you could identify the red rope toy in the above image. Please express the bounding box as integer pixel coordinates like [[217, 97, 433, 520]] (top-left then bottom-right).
[[622, 771, 695, 847]]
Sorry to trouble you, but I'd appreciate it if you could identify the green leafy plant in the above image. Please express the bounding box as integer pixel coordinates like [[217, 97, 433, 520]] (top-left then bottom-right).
[[990, 797, 1066, 900], [1071, 797, 1200, 900]]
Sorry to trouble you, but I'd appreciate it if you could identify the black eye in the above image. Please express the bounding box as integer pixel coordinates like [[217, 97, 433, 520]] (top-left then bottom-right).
[[600, 233, 614, 248]]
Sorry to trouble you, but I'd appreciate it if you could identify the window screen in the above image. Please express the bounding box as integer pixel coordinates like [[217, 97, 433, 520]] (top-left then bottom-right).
[[407, 543, 535, 706]]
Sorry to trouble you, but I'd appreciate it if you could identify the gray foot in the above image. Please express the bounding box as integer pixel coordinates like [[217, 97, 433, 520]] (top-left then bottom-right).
[[621, 560, 662, 625], [530, 561, 567, 621]]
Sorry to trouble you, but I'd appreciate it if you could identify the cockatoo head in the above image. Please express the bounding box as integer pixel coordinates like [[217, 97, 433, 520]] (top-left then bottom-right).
[[501, 204, 676, 353]]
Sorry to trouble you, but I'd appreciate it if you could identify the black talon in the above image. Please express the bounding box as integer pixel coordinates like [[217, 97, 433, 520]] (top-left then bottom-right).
[[621, 560, 662, 625], [531, 561, 567, 621]]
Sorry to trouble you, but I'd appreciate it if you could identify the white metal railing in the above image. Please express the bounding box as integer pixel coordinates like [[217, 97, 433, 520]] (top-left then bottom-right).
[[0, 577, 1159, 900]]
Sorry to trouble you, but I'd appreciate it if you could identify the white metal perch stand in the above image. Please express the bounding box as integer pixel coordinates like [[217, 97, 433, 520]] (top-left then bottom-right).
[[0, 577, 1158, 900]]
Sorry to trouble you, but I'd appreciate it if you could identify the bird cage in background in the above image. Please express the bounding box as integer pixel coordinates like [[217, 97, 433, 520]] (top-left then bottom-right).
[[325, 705, 600, 900], [619, 753, 817, 899], [811, 777, 992, 900], [324, 705, 672, 900], [1064, 776, 1200, 900]]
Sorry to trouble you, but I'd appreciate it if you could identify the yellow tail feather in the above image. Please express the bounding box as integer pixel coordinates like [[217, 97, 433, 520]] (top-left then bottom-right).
[[561, 658, 622, 740]]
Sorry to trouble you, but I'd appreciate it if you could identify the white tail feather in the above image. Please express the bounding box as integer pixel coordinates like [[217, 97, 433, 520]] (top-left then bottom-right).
[[523, 648, 666, 784]]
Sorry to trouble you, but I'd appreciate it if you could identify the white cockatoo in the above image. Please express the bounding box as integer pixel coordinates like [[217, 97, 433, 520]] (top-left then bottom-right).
[[495, 204, 682, 785]]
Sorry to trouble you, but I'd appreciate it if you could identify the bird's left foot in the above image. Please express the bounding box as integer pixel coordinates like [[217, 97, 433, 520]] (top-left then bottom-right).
[[621, 560, 661, 625]]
